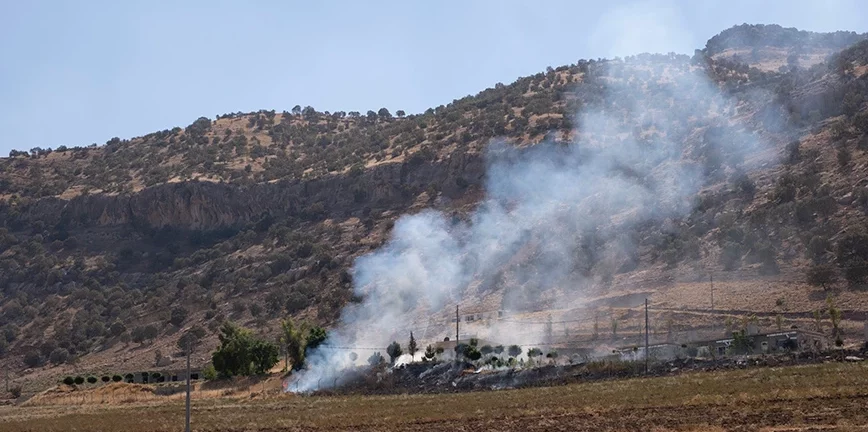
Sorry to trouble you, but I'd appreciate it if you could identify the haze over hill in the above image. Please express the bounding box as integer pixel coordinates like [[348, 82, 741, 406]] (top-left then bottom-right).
[[2, 24, 868, 392]]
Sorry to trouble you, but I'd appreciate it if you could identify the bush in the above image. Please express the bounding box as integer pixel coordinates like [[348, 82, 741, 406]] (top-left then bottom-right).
[[806, 264, 838, 290], [49, 347, 69, 364], [112, 375, 123, 382], [86, 376, 97, 384], [62, 376, 75, 386], [202, 364, 217, 381], [74, 376, 85, 385], [124, 373, 134, 382], [9, 385, 21, 399], [23, 350, 41, 368], [101, 376, 111, 383], [169, 307, 188, 327]]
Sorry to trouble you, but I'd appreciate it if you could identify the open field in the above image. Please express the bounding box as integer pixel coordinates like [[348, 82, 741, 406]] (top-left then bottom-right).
[[2, 362, 868, 431]]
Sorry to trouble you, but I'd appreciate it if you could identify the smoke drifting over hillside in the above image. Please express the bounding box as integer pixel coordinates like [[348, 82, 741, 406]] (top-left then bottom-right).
[[289, 53, 779, 391]]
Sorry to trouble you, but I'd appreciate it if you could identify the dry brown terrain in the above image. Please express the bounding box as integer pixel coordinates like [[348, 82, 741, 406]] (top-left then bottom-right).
[[2, 362, 868, 431]]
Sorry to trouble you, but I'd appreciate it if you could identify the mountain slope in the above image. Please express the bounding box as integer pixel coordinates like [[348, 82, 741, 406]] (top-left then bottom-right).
[[2, 25, 868, 389]]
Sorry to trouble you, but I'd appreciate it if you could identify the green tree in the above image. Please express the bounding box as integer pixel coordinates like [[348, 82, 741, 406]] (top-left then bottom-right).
[[507, 345, 522, 358], [280, 319, 308, 371], [424, 345, 436, 361], [806, 264, 838, 291], [367, 351, 384, 366], [74, 376, 85, 385], [62, 376, 74, 385], [463, 345, 482, 361], [211, 322, 254, 377], [827, 296, 843, 346], [408, 332, 417, 357], [250, 339, 280, 374], [306, 326, 327, 354], [386, 341, 403, 364]]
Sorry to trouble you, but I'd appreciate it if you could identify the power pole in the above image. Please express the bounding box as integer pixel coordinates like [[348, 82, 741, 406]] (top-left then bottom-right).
[[455, 304, 460, 343], [710, 272, 715, 336], [185, 337, 191, 432], [644, 299, 649, 375]]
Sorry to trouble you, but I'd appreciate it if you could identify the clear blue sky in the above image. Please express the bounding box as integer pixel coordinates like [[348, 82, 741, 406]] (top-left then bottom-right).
[[1, 0, 866, 154]]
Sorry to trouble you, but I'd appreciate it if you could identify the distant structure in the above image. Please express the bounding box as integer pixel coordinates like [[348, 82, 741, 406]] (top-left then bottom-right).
[[614, 328, 828, 362]]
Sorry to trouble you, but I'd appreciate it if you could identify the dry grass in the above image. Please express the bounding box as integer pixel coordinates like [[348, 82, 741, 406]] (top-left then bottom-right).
[[2, 362, 868, 431]]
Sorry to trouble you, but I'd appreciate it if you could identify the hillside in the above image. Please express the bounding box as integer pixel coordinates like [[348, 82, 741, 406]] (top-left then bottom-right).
[[2, 24, 868, 392]]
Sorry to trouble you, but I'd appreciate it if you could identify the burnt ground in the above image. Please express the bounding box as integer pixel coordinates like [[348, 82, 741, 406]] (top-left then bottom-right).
[[315, 348, 868, 396]]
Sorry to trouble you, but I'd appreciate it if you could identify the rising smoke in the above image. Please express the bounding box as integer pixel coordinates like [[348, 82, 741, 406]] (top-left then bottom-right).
[[290, 18, 782, 393]]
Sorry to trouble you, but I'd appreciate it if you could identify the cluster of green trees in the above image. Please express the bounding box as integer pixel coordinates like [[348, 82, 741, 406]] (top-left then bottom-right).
[[210, 322, 280, 377], [278, 318, 326, 372], [207, 319, 328, 378]]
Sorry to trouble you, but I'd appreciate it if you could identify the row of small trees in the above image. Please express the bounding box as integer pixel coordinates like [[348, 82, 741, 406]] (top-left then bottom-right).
[[61, 371, 182, 386], [378, 334, 554, 367], [62, 374, 123, 385]]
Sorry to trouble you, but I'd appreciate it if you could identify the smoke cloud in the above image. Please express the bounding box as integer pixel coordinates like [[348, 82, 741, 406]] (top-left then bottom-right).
[[290, 27, 782, 392]]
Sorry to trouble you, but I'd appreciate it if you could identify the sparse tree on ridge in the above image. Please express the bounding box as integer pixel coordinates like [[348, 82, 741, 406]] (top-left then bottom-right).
[[386, 341, 403, 364], [408, 332, 417, 358], [807, 264, 838, 291]]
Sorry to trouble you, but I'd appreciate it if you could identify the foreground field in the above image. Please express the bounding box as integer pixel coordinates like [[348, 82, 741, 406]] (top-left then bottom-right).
[[2, 362, 868, 431]]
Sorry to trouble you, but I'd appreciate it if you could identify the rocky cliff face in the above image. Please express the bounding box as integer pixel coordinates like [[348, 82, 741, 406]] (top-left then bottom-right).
[[8, 152, 485, 235]]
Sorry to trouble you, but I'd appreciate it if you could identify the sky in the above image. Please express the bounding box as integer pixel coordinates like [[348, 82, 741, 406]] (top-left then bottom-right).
[[1, 0, 866, 154]]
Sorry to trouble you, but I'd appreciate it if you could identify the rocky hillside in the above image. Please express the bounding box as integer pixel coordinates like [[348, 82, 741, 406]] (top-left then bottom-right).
[[2, 24, 868, 383]]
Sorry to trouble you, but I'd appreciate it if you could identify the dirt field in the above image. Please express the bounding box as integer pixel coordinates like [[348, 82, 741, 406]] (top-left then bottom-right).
[[2, 362, 868, 431]]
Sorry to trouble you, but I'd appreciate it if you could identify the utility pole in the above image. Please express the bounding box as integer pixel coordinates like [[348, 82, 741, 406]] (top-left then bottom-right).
[[644, 299, 649, 375], [185, 337, 191, 432], [455, 304, 460, 343], [710, 272, 715, 336]]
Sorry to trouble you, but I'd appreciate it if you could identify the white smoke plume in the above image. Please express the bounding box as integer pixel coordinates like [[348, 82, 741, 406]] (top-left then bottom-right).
[[288, 52, 781, 392]]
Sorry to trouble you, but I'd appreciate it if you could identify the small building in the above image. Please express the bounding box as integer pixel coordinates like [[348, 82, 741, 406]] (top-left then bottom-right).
[[615, 343, 685, 362], [689, 328, 827, 357]]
